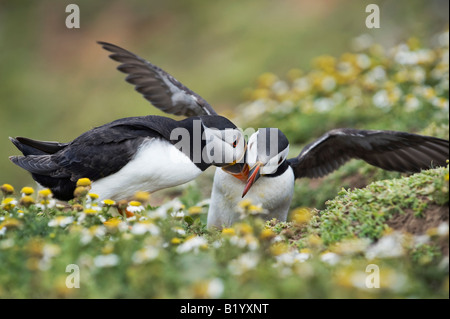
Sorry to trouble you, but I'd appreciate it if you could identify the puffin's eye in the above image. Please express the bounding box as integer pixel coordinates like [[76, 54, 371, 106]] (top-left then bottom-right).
[[232, 139, 238, 148], [278, 157, 283, 165]]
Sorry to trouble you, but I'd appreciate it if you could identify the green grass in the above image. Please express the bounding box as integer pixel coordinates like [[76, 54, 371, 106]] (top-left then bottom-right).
[[1, 165, 448, 298]]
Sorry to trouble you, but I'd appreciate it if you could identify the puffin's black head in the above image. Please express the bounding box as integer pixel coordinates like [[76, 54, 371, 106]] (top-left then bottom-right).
[[242, 128, 290, 197], [198, 115, 247, 168]]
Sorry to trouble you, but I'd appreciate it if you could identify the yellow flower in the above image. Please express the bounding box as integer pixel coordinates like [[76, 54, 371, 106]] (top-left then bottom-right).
[[188, 206, 203, 215], [259, 228, 276, 240], [313, 55, 336, 74], [128, 200, 142, 207], [221, 228, 236, 236], [270, 242, 289, 256], [1, 197, 17, 210], [291, 207, 313, 225], [251, 88, 271, 100], [102, 199, 116, 206], [238, 199, 252, 209], [84, 208, 98, 215], [20, 186, 34, 195], [38, 188, 52, 198], [76, 178, 91, 187], [104, 217, 122, 229], [88, 193, 99, 200], [20, 195, 35, 207], [257, 72, 278, 88], [170, 237, 182, 245], [235, 223, 253, 235], [133, 191, 150, 203], [0, 218, 21, 230], [73, 186, 88, 198], [1, 184, 14, 195]]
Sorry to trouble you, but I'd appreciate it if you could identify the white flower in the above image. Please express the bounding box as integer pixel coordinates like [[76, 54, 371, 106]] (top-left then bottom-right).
[[405, 95, 420, 112], [132, 246, 159, 264], [293, 77, 311, 93], [176, 236, 208, 254], [320, 252, 341, 265], [275, 250, 310, 266], [206, 278, 224, 298], [93, 254, 120, 268], [48, 216, 74, 228], [437, 222, 449, 236], [365, 232, 405, 260], [356, 53, 371, 69], [130, 222, 160, 236], [320, 76, 336, 92], [372, 89, 392, 111], [149, 199, 184, 219], [229, 252, 260, 275], [271, 80, 289, 96], [314, 97, 335, 113]]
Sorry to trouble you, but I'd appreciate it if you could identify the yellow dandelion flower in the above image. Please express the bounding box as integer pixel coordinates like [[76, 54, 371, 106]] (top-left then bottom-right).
[[38, 188, 52, 198], [84, 208, 98, 215], [20, 186, 34, 195], [76, 178, 91, 187], [251, 88, 271, 100], [248, 204, 264, 214], [0, 218, 21, 230], [221, 228, 236, 236], [291, 207, 313, 225], [257, 72, 278, 89], [238, 199, 252, 209], [188, 206, 203, 215], [19, 195, 35, 207], [270, 242, 288, 256], [102, 243, 114, 255], [235, 223, 253, 235], [133, 191, 150, 203], [1, 184, 14, 195], [307, 234, 323, 247], [300, 248, 311, 254], [102, 199, 116, 206], [170, 237, 182, 245], [259, 228, 276, 240], [88, 193, 99, 200], [128, 200, 142, 207], [104, 217, 122, 229], [73, 186, 88, 198], [1, 197, 17, 210]]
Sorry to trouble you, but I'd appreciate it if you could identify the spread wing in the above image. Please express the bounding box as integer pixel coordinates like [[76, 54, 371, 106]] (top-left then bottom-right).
[[98, 41, 217, 117], [288, 128, 449, 179]]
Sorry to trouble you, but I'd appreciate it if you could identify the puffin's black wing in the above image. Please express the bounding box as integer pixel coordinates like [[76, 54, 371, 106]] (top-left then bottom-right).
[[98, 41, 217, 117], [287, 128, 449, 179], [10, 115, 179, 183]]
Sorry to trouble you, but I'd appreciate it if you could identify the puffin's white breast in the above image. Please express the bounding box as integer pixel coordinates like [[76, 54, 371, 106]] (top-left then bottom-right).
[[207, 167, 295, 229], [91, 138, 202, 201]]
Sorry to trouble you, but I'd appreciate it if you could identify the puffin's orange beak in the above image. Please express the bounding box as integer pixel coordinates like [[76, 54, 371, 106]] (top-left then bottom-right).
[[222, 163, 249, 183], [242, 163, 261, 198]]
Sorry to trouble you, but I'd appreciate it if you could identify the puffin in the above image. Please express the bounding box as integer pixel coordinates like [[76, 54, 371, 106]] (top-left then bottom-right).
[[96, 41, 449, 228], [207, 127, 449, 228], [9, 45, 247, 201]]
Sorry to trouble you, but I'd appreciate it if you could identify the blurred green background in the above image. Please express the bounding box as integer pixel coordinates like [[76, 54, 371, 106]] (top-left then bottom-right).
[[0, 0, 448, 189]]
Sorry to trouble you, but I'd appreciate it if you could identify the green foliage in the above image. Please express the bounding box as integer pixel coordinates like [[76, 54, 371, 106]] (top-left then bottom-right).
[[1, 164, 448, 298]]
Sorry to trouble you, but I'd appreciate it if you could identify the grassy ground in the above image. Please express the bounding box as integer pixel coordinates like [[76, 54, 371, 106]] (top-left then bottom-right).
[[0, 165, 448, 298]]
